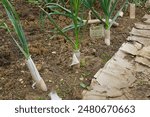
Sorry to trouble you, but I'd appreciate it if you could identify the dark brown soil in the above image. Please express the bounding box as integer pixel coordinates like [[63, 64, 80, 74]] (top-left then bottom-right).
[[0, 1, 149, 100]]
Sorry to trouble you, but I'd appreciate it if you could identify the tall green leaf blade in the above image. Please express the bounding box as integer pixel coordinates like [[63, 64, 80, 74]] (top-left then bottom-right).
[[109, 0, 128, 28], [40, 7, 75, 47], [2, 0, 30, 59], [109, 0, 118, 18]]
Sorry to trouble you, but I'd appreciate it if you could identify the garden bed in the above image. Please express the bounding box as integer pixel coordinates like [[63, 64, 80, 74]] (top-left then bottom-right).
[[0, 0, 148, 99]]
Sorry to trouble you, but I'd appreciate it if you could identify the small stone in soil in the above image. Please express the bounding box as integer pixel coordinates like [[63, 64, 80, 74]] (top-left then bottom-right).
[[60, 79, 63, 82], [21, 70, 25, 73], [20, 62, 25, 66], [52, 51, 56, 54], [48, 43, 51, 46], [79, 77, 84, 81], [44, 69, 49, 73], [19, 79, 23, 82], [0, 87, 2, 90], [92, 49, 96, 53], [49, 80, 52, 83], [36, 64, 42, 71], [1, 77, 4, 80]]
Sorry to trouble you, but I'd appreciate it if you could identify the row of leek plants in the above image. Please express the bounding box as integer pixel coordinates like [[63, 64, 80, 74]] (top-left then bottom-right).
[[1, 0, 129, 92], [1, 0, 47, 91], [40, 0, 128, 66]]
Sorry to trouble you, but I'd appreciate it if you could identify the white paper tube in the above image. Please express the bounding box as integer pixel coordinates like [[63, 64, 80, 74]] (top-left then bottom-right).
[[130, 3, 135, 19], [145, 0, 150, 7], [105, 29, 111, 46], [48, 90, 62, 100], [70, 50, 80, 66], [26, 56, 47, 91], [119, 11, 124, 17], [90, 25, 104, 39]]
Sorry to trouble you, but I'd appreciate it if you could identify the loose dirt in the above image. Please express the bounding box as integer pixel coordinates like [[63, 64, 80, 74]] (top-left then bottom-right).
[[0, 1, 149, 99]]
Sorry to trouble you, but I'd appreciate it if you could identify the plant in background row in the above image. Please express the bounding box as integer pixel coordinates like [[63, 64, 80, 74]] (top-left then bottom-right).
[[40, 0, 84, 66], [2, 0, 47, 91], [83, 0, 128, 46], [129, 0, 147, 6]]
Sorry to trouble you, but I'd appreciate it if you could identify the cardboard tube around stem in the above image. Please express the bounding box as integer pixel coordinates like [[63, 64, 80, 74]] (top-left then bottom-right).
[[130, 3, 135, 19], [70, 50, 81, 70], [90, 25, 104, 39], [26, 56, 47, 91], [74, 50, 80, 61], [145, 0, 150, 7], [105, 29, 111, 46]]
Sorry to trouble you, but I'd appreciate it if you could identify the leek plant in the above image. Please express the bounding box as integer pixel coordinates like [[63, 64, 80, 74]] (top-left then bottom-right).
[[83, 0, 127, 46], [41, 0, 84, 66], [2, 0, 47, 91]]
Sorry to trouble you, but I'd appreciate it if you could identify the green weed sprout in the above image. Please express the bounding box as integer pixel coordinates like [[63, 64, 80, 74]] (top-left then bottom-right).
[[2, 0, 47, 91]]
